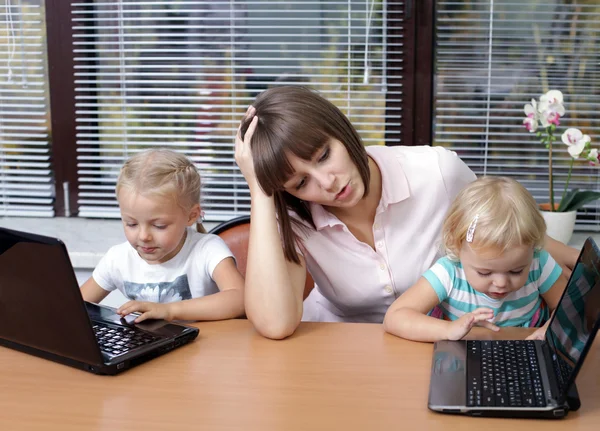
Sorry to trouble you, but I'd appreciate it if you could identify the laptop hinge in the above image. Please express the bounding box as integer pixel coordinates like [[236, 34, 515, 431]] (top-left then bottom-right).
[[540, 341, 564, 403]]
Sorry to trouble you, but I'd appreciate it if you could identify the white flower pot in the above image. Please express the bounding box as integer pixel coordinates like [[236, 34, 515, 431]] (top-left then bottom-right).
[[540, 209, 577, 245]]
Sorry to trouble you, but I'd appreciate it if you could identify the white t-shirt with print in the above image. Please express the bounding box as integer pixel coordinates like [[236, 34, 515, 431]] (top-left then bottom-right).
[[93, 227, 234, 303]]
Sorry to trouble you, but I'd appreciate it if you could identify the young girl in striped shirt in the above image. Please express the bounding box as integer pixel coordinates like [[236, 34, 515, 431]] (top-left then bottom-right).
[[383, 176, 568, 342]]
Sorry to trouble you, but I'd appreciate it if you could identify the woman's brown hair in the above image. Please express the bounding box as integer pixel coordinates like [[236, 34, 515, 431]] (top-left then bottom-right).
[[239, 86, 370, 263]]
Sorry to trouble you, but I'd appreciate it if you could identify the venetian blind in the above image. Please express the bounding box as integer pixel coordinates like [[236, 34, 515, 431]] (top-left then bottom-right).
[[0, 0, 53, 217], [433, 1, 600, 229], [71, 0, 403, 220]]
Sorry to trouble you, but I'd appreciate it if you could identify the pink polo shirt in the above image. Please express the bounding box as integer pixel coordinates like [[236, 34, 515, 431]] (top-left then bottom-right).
[[299, 145, 476, 323]]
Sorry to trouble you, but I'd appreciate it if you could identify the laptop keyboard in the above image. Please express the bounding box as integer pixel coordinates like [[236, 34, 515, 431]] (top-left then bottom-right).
[[553, 353, 574, 391], [93, 322, 161, 356], [467, 340, 546, 408]]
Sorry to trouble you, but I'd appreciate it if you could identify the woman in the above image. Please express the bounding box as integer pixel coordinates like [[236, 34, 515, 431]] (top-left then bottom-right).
[[234, 86, 578, 339]]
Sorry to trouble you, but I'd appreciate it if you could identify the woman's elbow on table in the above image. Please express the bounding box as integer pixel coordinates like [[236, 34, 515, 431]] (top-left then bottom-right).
[[247, 310, 301, 340], [382, 309, 398, 335], [383, 303, 413, 337], [252, 320, 299, 340]]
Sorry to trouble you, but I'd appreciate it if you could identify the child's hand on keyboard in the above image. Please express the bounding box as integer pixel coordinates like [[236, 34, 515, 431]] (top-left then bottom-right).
[[446, 307, 500, 340], [117, 300, 173, 323]]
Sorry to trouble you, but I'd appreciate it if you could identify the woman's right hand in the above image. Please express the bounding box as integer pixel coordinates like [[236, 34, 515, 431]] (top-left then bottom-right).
[[446, 308, 499, 340], [234, 106, 260, 190]]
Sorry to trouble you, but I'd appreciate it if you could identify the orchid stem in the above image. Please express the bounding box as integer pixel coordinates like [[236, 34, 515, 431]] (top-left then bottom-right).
[[548, 127, 555, 211], [560, 158, 574, 211]]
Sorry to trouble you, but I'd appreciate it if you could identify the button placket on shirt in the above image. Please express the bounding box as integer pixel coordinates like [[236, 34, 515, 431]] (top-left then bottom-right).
[[338, 217, 396, 298], [374, 217, 395, 297]]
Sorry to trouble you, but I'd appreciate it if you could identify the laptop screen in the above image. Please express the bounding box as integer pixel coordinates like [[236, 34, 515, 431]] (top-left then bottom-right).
[[545, 238, 600, 393]]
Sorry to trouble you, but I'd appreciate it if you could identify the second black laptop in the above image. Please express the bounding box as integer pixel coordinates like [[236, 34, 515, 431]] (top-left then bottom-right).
[[428, 237, 600, 418], [0, 227, 199, 375]]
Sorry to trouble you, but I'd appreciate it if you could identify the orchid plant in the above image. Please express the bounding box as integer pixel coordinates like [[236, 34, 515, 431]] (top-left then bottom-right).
[[523, 90, 600, 212]]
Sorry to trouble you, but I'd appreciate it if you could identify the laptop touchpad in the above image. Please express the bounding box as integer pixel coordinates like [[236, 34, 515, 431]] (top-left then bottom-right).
[[428, 341, 467, 408]]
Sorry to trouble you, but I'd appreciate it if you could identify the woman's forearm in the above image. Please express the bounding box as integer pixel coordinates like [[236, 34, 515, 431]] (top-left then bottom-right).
[[245, 191, 304, 339]]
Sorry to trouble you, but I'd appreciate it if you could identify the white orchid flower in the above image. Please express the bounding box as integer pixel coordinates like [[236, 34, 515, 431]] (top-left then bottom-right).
[[538, 90, 565, 127], [562, 128, 591, 158], [523, 90, 600, 214], [539, 102, 565, 127], [540, 90, 564, 105], [523, 99, 539, 132], [568, 141, 587, 158], [524, 98, 538, 116], [588, 149, 599, 165], [523, 117, 538, 132]]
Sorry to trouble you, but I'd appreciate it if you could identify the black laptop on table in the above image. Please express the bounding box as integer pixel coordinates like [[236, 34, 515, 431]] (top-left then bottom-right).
[[0, 227, 199, 375], [428, 237, 600, 418]]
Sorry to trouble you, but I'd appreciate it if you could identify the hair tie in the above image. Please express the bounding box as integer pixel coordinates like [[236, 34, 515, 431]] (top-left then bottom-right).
[[466, 214, 479, 243]]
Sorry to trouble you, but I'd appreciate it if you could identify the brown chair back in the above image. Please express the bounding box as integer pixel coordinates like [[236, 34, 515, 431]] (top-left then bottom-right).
[[210, 216, 315, 300]]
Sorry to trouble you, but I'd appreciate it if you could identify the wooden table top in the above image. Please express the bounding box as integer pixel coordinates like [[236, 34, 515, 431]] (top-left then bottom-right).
[[0, 319, 598, 430]]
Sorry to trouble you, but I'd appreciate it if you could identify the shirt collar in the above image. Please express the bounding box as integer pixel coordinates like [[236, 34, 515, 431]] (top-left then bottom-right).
[[367, 145, 410, 208], [310, 201, 339, 230], [309, 146, 410, 230]]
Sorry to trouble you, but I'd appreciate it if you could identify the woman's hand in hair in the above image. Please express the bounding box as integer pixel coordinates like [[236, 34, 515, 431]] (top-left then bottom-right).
[[235, 106, 260, 191]]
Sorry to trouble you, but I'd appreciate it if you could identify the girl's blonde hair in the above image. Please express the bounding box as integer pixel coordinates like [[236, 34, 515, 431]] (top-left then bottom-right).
[[116, 148, 206, 233], [442, 176, 546, 260]]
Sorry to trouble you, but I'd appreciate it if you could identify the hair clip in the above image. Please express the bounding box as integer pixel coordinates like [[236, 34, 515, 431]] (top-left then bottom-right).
[[466, 214, 479, 243]]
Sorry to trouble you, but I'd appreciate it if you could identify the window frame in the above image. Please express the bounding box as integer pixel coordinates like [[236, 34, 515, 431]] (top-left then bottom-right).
[[44, 0, 433, 217]]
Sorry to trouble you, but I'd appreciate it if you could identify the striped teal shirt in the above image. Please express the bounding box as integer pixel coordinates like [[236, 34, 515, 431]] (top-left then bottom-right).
[[423, 249, 562, 328]]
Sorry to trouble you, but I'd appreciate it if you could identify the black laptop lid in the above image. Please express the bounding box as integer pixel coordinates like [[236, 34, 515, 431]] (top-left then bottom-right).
[[544, 237, 600, 396], [0, 228, 104, 365]]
